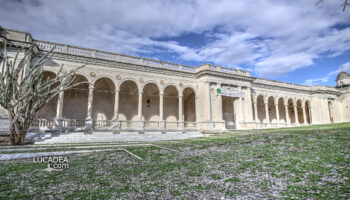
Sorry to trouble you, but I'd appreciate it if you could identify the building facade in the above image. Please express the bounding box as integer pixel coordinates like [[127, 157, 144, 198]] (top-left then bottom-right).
[[1, 27, 350, 133]]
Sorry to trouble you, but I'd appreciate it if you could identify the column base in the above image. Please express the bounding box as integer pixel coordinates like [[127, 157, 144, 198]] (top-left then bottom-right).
[[85, 118, 93, 131], [53, 118, 63, 131]]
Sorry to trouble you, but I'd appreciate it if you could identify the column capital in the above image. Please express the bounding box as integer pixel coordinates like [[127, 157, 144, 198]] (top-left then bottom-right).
[[138, 91, 143, 94], [178, 95, 183, 98], [88, 85, 94, 90], [159, 93, 164, 96], [115, 89, 120, 93]]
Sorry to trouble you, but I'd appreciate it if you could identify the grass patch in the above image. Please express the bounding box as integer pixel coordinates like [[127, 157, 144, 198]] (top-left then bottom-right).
[[0, 123, 349, 199]]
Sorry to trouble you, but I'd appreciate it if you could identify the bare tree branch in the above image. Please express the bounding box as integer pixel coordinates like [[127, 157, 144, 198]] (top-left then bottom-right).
[[0, 44, 86, 145]]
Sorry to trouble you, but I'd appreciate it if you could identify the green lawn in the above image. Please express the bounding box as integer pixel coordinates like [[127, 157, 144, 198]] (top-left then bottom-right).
[[1, 123, 350, 199]]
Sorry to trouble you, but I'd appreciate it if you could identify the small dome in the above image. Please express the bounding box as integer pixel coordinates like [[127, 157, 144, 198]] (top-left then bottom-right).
[[336, 71, 350, 80]]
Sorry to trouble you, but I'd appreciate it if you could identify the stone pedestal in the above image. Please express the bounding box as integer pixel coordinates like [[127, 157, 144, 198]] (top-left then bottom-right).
[[84, 119, 93, 134], [111, 120, 120, 134], [0, 116, 10, 132], [0, 116, 10, 144], [53, 118, 63, 131]]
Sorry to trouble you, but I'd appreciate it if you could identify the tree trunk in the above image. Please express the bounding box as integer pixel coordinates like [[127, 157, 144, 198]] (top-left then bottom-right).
[[10, 126, 28, 145]]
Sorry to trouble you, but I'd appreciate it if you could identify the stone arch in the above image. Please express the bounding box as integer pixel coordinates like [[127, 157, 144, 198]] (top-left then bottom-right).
[[296, 100, 304, 124], [162, 83, 180, 95], [180, 85, 197, 97], [37, 71, 58, 120], [142, 83, 160, 121], [278, 97, 286, 123], [74, 71, 92, 83], [92, 77, 116, 121], [117, 78, 140, 91], [92, 75, 117, 87], [141, 80, 161, 92], [118, 80, 139, 121], [257, 95, 266, 123], [183, 87, 196, 122], [268, 96, 276, 123], [163, 85, 179, 121], [305, 100, 311, 124], [288, 99, 296, 123], [62, 74, 89, 120]]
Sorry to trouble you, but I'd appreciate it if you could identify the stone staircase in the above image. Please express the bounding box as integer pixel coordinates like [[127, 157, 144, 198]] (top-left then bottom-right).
[[26, 131, 204, 144]]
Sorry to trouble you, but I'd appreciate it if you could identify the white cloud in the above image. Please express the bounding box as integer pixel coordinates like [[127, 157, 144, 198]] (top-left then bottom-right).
[[0, 0, 349, 77], [304, 62, 350, 86]]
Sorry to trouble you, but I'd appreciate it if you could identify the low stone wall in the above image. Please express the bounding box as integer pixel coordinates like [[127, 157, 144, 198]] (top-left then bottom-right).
[[0, 116, 10, 145]]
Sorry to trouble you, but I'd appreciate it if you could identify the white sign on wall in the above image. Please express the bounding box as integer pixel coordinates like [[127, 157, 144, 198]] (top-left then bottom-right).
[[217, 87, 244, 98]]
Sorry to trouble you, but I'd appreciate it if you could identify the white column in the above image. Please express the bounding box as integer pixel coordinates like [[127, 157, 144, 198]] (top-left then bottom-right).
[[86, 85, 94, 120], [138, 91, 143, 120], [265, 102, 269, 123], [284, 104, 289, 124], [275, 103, 280, 123], [56, 91, 64, 119], [253, 100, 258, 122], [294, 105, 298, 124], [302, 105, 307, 125], [178, 95, 183, 121], [159, 93, 164, 121], [195, 96, 199, 122], [113, 89, 119, 120]]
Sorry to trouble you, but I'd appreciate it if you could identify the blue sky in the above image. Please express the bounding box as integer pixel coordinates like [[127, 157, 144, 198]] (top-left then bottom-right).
[[0, 0, 349, 86]]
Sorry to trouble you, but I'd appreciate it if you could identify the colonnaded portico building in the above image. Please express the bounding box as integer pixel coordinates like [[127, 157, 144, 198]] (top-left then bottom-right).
[[1, 27, 350, 134]]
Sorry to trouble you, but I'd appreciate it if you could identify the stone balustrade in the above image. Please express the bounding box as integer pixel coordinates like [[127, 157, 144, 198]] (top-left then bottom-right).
[[34, 40, 250, 77]]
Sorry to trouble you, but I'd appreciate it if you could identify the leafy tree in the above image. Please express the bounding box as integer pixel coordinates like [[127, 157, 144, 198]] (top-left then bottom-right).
[[0, 42, 85, 145]]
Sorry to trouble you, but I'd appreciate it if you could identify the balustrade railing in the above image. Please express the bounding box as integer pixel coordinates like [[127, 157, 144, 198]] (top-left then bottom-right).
[[118, 120, 139, 129], [31, 119, 54, 130], [62, 119, 86, 129], [92, 120, 111, 129], [144, 121, 160, 128], [34, 40, 250, 76], [165, 121, 180, 128], [184, 122, 197, 128]]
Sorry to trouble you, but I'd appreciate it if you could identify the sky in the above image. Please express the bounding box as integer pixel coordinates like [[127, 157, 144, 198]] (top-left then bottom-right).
[[0, 0, 349, 86]]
